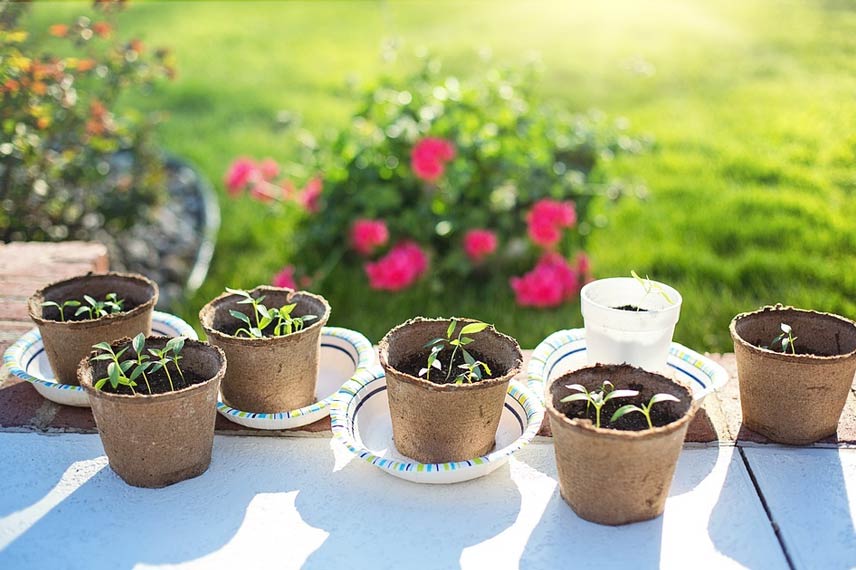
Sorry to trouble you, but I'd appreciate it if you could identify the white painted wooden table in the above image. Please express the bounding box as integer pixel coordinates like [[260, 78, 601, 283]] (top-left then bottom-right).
[[1, 433, 851, 569]]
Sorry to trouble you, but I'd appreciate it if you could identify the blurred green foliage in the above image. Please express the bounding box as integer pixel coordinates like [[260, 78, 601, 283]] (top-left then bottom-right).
[[21, 0, 856, 350], [0, 0, 173, 242]]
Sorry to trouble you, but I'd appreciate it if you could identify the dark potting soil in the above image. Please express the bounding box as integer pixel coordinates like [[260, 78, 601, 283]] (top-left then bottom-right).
[[559, 382, 683, 431], [757, 343, 835, 357], [100, 363, 209, 396], [612, 305, 647, 312], [41, 299, 140, 323], [397, 349, 503, 386]]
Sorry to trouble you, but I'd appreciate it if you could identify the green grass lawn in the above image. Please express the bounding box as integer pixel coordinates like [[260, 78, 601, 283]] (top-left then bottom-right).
[[28, 0, 856, 350]]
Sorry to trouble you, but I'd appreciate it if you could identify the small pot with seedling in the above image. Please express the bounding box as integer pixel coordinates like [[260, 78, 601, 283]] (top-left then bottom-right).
[[199, 286, 330, 412], [379, 317, 523, 463], [581, 271, 682, 372], [77, 334, 226, 488], [27, 272, 158, 385], [547, 363, 696, 525], [730, 305, 856, 444]]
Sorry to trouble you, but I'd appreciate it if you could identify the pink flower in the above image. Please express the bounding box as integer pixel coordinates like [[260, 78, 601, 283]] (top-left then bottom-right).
[[510, 253, 580, 308], [526, 199, 577, 248], [411, 137, 456, 182], [463, 229, 498, 262], [364, 241, 428, 291], [299, 176, 323, 213], [350, 219, 389, 256], [224, 157, 258, 196], [272, 265, 297, 289], [259, 158, 280, 181]]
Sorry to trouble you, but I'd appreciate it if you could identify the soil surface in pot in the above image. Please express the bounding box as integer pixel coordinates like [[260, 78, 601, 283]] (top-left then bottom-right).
[[397, 349, 503, 385], [98, 365, 210, 396], [612, 305, 648, 312], [750, 341, 835, 357], [557, 381, 684, 431], [41, 298, 141, 323]]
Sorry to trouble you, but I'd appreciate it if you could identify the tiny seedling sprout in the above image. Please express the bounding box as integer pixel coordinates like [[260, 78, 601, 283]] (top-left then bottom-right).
[[226, 287, 317, 338], [611, 393, 681, 429], [560, 380, 639, 428], [419, 319, 492, 384], [771, 323, 797, 355], [92, 335, 187, 394], [40, 299, 80, 322], [630, 270, 674, 309], [44, 292, 125, 321]]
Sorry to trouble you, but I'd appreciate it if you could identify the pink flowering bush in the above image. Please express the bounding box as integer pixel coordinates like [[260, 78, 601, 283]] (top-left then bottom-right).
[[224, 57, 645, 306]]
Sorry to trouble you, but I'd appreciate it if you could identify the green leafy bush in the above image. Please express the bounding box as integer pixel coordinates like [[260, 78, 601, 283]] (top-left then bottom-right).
[[0, 0, 174, 242], [228, 54, 648, 306]]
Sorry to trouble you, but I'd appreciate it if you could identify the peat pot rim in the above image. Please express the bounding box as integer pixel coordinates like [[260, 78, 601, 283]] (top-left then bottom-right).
[[78, 335, 226, 404], [729, 304, 856, 364], [546, 363, 698, 442], [199, 285, 331, 346], [378, 316, 523, 393], [27, 272, 159, 328]]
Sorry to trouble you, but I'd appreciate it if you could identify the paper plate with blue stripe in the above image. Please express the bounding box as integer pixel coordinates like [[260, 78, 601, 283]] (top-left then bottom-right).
[[2, 311, 198, 408], [216, 327, 375, 430], [330, 369, 545, 484], [527, 328, 728, 403]]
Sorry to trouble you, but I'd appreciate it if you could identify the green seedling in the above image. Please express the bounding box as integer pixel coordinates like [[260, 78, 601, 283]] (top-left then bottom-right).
[[611, 393, 681, 429], [40, 299, 81, 322], [73, 292, 125, 320], [560, 380, 639, 428], [148, 336, 187, 392], [631, 270, 674, 309], [91, 342, 137, 394], [92, 336, 187, 394], [226, 287, 317, 338], [419, 319, 492, 384], [771, 323, 797, 355]]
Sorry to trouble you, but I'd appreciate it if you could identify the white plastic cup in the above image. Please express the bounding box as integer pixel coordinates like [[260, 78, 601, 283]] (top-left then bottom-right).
[[581, 277, 682, 372]]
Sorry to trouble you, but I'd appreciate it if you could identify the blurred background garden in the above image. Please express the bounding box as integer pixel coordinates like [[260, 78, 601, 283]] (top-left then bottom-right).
[[4, 0, 856, 351]]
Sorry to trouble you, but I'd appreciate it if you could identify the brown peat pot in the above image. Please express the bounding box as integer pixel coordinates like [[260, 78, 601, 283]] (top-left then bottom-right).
[[379, 317, 522, 464], [547, 364, 696, 526], [78, 336, 226, 488], [28, 272, 158, 385], [199, 286, 330, 413], [730, 305, 856, 445]]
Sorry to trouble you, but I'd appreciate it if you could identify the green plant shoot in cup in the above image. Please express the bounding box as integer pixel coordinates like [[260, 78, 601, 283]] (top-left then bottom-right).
[[41, 292, 125, 322], [610, 393, 682, 429], [91, 334, 186, 394], [560, 380, 639, 428], [225, 287, 317, 338], [630, 270, 674, 308], [419, 319, 492, 385]]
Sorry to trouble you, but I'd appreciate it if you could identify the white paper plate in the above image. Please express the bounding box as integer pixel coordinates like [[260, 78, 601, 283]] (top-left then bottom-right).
[[331, 368, 545, 484], [216, 327, 376, 430], [527, 328, 729, 403], [2, 311, 199, 408]]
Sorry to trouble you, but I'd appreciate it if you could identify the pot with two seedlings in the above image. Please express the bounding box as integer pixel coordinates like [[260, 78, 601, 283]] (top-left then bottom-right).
[[199, 286, 330, 412], [547, 363, 697, 525], [379, 317, 523, 463], [730, 305, 856, 444], [27, 272, 158, 385], [78, 334, 226, 487]]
